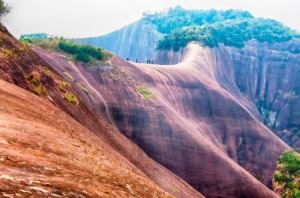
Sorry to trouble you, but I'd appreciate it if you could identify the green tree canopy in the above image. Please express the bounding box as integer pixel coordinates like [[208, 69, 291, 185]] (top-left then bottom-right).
[[0, 0, 9, 18], [148, 7, 300, 51]]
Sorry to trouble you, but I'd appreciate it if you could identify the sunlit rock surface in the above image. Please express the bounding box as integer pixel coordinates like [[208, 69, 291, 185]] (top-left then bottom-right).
[[0, 24, 203, 198]]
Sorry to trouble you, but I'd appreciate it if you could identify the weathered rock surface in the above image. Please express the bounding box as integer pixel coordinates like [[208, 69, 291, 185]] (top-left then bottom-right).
[[0, 78, 177, 197], [212, 41, 300, 151], [0, 24, 203, 198], [156, 41, 300, 151], [35, 43, 288, 198], [81, 19, 300, 152]]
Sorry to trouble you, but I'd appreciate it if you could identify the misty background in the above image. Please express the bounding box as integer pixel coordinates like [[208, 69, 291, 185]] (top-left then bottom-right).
[[3, 0, 300, 38]]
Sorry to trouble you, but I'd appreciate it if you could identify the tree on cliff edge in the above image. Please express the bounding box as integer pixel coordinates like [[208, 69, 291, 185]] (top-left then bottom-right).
[[0, 0, 9, 18]]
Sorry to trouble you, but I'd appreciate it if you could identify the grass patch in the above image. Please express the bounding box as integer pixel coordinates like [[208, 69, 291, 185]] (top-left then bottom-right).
[[0, 48, 16, 59], [40, 66, 60, 80], [25, 72, 48, 96], [20, 35, 113, 65], [136, 86, 154, 100], [64, 92, 79, 105], [59, 81, 71, 93], [33, 84, 48, 96]]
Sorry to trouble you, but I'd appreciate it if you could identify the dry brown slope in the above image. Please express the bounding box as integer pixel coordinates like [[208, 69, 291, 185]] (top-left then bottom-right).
[[0, 79, 172, 197]]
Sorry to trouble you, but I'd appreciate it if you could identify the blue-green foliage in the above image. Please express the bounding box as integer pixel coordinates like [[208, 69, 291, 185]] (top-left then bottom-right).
[[20, 33, 48, 43], [148, 6, 300, 51], [274, 151, 300, 198], [58, 40, 104, 63], [145, 6, 253, 34]]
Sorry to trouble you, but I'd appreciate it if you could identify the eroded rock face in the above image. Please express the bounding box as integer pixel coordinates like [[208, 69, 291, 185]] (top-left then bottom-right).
[[77, 18, 300, 151], [212, 41, 300, 151], [77, 20, 163, 63], [35, 43, 287, 197]]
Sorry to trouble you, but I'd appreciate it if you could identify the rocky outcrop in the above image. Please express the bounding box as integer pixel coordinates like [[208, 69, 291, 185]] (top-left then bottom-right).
[[0, 80, 172, 197], [0, 24, 203, 198], [212, 41, 300, 151], [153, 41, 300, 151], [35, 43, 288, 197], [77, 20, 163, 63]]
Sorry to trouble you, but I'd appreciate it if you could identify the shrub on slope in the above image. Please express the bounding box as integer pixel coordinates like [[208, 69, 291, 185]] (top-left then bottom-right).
[[273, 151, 300, 198]]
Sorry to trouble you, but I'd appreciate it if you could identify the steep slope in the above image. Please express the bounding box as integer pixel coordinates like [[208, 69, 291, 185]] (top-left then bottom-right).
[[156, 40, 300, 152], [77, 20, 163, 63], [34, 42, 288, 197], [77, 8, 300, 153], [0, 24, 203, 198], [0, 79, 172, 197], [212, 41, 300, 151]]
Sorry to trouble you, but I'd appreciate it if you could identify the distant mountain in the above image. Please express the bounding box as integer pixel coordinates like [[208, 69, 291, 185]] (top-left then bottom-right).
[[76, 6, 300, 62], [76, 20, 163, 63]]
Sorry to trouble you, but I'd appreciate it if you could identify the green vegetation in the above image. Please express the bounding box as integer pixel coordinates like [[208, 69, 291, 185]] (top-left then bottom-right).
[[0, 0, 9, 18], [158, 19, 300, 50], [19, 35, 109, 64], [136, 86, 154, 100], [64, 92, 79, 105], [58, 39, 105, 63], [20, 34, 48, 43], [273, 151, 300, 198], [145, 6, 253, 34], [20, 36, 61, 52], [147, 6, 300, 51]]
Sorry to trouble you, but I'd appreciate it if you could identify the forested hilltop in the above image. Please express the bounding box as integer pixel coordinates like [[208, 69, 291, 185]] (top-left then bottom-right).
[[144, 6, 300, 51]]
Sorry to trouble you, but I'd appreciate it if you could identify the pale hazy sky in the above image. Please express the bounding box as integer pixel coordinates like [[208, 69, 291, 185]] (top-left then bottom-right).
[[2, 0, 300, 38]]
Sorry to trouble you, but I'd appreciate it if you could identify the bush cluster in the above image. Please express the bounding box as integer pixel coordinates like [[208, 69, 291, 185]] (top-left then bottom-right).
[[274, 151, 300, 198], [158, 18, 300, 51], [58, 40, 104, 63]]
